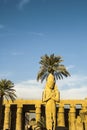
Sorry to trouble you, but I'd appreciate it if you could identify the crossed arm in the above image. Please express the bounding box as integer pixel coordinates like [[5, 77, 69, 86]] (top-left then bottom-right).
[[42, 90, 60, 102]]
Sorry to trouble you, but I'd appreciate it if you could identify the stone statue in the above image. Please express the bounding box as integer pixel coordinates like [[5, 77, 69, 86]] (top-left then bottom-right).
[[75, 116, 83, 130], [42, 74, 60, 130]]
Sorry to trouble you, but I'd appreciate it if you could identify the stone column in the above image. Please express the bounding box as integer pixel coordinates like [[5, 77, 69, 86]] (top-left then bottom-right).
[[3, 104, 10, 130], [69, 105, 76, 130], [35, 103, 41, 122], [57, 104, 65, 127], [16, 105, 23, 130]]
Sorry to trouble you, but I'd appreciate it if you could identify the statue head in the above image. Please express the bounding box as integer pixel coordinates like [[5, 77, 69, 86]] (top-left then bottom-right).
[[46, 73, 55, 89]]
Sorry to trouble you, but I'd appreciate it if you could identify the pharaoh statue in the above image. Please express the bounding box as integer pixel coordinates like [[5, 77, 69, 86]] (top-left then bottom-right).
[[42, 74, 60, 130], [75, 116, 83, 130]]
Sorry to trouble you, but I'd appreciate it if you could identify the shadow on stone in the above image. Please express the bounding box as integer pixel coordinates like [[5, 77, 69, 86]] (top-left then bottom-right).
[[56, 126, 69, 130]]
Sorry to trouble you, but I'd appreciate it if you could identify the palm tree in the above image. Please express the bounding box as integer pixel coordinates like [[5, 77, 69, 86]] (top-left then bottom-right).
[[0, 79, 17, 130], [37, 54, 70, 82]]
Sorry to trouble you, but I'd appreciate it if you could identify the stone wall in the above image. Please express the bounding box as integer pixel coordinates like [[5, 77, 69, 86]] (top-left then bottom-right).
[[2, 99, 87, 130]]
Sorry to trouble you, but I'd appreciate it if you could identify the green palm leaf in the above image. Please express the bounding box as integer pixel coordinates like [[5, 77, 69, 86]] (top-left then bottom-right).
[[0, 79, 17, 129], [37, 54, 70, 82], [0, 79, 17, 101]]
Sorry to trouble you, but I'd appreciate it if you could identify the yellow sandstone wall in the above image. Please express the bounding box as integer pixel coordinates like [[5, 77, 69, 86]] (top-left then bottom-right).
[[2, 98, 87, 130]]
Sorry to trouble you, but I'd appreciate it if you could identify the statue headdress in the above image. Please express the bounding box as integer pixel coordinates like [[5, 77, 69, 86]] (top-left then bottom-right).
[[47, 73, 55, 83]]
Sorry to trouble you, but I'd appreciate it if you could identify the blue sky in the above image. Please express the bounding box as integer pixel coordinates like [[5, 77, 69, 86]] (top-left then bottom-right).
[[0, 0, 87, 99]]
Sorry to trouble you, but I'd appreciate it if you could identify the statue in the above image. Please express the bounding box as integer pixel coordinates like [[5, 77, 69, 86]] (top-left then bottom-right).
[[42, 74, 60, 130], [75, 116, 83, 130]]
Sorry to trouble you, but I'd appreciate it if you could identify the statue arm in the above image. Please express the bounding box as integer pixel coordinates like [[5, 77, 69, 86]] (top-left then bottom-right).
[[52, 91, 60, 102], [42, 90, 51, 102]]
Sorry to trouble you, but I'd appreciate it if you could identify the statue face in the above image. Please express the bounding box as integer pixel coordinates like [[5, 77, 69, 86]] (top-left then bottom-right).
[[46, 74, 55, 89], [47, 80, 55, 89]]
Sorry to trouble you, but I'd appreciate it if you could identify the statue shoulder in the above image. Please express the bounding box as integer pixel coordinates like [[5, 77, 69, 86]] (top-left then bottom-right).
[[54, 84, 59, 91]]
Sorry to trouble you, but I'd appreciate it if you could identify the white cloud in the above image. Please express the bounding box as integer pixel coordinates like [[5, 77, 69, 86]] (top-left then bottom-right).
[[18, 0, 30, 9], [15, 80, 44, 99], [57, 75, 87, 89], [60, 86, 87, 99], [15, 74, 87, 100], [66, 65, 75, 70], [18, 0, 47, 9]]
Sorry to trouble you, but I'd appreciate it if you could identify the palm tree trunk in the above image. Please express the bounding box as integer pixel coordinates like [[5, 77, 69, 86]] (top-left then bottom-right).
[[0, 95, 3, 130]]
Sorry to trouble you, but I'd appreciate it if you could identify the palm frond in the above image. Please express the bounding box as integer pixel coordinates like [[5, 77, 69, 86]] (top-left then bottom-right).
[[0, 79, 17, 102], [37, 54, 70, 82]]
